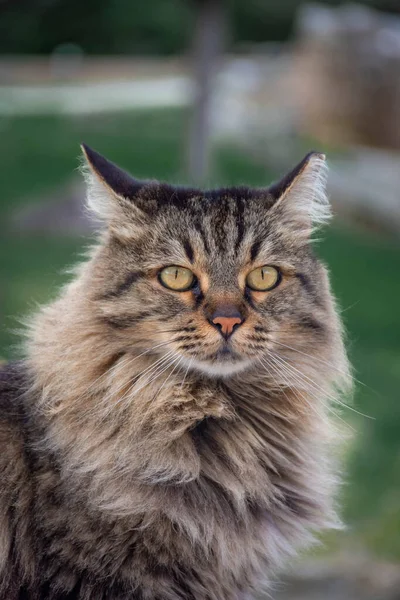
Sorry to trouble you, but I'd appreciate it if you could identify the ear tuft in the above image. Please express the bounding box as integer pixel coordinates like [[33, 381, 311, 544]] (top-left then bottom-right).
[[81, 144, 143, 200], [269, 152, 330, 236], [80, 144, 145, 228]]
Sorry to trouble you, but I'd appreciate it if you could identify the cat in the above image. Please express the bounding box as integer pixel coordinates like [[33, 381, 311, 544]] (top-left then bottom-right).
[[0, 146, 351, 599]]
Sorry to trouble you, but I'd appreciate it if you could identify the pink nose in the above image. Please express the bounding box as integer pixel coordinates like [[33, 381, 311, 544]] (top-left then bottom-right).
[[212, 316, 243, 337], [209, 305, 244, 339]]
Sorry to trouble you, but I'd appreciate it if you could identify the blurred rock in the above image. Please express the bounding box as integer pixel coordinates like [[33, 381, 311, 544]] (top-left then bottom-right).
[[329, 148, 400, 236], [293, 3, 400, 150]]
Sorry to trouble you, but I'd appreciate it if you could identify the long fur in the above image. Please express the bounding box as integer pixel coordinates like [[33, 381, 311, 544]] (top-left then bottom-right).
[[0, 150, 351, 599]]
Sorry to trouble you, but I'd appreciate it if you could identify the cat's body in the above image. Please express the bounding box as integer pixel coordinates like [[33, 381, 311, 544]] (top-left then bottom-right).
[[0, 148, 350, 599]]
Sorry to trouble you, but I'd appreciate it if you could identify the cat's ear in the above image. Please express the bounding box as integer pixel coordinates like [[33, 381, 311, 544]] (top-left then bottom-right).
[[268, 152, 330, 238], [80, 144, 147, 238]]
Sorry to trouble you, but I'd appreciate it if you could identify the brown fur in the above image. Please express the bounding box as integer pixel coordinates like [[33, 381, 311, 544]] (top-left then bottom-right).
[[0, 149, 351, 599]]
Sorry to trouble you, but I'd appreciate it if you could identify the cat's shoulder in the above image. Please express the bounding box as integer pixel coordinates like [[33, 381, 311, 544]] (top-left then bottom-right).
[[0, 360, 27, 410], [0, 361, 35, 513], [0, 360, 30, 451]]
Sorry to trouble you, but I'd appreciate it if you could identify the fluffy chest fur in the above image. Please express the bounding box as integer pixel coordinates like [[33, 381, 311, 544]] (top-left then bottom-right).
[[0, 359, 335, 600]]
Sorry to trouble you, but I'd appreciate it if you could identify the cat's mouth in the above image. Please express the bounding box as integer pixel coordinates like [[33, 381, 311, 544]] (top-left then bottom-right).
[[215, 345, 236, 358], [184, 346, 252, 377]]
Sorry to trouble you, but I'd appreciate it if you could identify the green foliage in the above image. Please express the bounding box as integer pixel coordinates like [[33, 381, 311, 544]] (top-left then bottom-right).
[[0, 0, 193, 55], [1, 0, 398, 55], [320, 228, 400, 558]]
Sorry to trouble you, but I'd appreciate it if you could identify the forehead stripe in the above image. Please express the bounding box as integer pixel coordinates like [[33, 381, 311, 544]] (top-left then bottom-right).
[[182, 238, 194, 263], [234, 196, 245, 253], [195, 219, 211, 254], [250, 238, 263, 262]]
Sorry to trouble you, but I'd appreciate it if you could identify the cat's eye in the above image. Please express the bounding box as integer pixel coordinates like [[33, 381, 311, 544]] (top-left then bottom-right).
[[159, 266, 195, 291], [246, 266, 280, 291]]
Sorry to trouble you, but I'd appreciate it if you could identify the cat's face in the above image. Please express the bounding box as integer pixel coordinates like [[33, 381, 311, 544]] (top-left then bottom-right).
[[84, 146, 336, 378]]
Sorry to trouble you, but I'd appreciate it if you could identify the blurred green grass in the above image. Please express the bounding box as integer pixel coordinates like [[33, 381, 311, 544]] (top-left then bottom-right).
[[0, 109, 399, 560]]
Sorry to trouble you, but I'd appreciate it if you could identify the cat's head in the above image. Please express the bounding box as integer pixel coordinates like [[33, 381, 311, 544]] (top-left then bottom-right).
[[81, 145, 341, 379]]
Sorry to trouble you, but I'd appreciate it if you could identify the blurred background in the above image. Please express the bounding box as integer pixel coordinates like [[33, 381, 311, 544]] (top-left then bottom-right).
[[1, 0, 400, 597]]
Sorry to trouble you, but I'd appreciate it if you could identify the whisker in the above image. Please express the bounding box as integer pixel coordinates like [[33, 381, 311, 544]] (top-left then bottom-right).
[[134, 355, 184, 429], [259, 356, 329, 424], [179, 359, 192, 391], [156, 328, 190, 334], [274, 352, 374, 420], [261, 357, 352, 437], [112, 351, 177, 409], [82, 354, 133, 396], [264, 354, 355, 434], [96, 351, 177, 420], [339, 300, 361, 314], [257, 356, 311, 415], [271, 339, 366, 389], [53, 353, 139, 418], [150, 355, 184, 404], [260, 355, 340, 432], [77, 340, 174, 406]]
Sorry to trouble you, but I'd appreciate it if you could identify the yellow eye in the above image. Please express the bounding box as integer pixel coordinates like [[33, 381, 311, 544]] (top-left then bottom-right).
[[159, 266, 195, 291], [246, 266, 280, 291]]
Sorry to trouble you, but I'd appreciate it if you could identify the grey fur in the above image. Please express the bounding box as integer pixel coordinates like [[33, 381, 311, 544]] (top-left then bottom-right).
[[0, 149, 351, 599]]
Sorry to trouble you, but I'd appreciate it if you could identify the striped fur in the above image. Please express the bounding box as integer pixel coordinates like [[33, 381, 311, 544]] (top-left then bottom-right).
[[0, 149, 351, 599]]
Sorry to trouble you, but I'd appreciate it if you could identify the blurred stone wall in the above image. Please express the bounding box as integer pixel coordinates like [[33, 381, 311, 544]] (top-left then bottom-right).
[[293, 3, 400, 150]]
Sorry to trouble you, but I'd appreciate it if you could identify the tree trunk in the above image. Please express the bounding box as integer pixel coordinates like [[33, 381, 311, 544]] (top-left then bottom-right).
[[187, 0, 227, 185]]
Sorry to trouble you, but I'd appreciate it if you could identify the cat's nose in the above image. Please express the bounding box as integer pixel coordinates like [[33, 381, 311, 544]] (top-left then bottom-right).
[[209, 306, 244, 339]]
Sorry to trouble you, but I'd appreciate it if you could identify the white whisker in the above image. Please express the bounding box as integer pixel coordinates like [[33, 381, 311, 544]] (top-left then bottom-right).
[[271, 339, 364, 388], [274, 352, 373, 420], [109, 351, 177, 411], [264, 353, 355, 434], [68, 341, 175, 419], [259, 356, 329, 424], [180, 359, 192, 391], [134, 355, 184, 429]]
